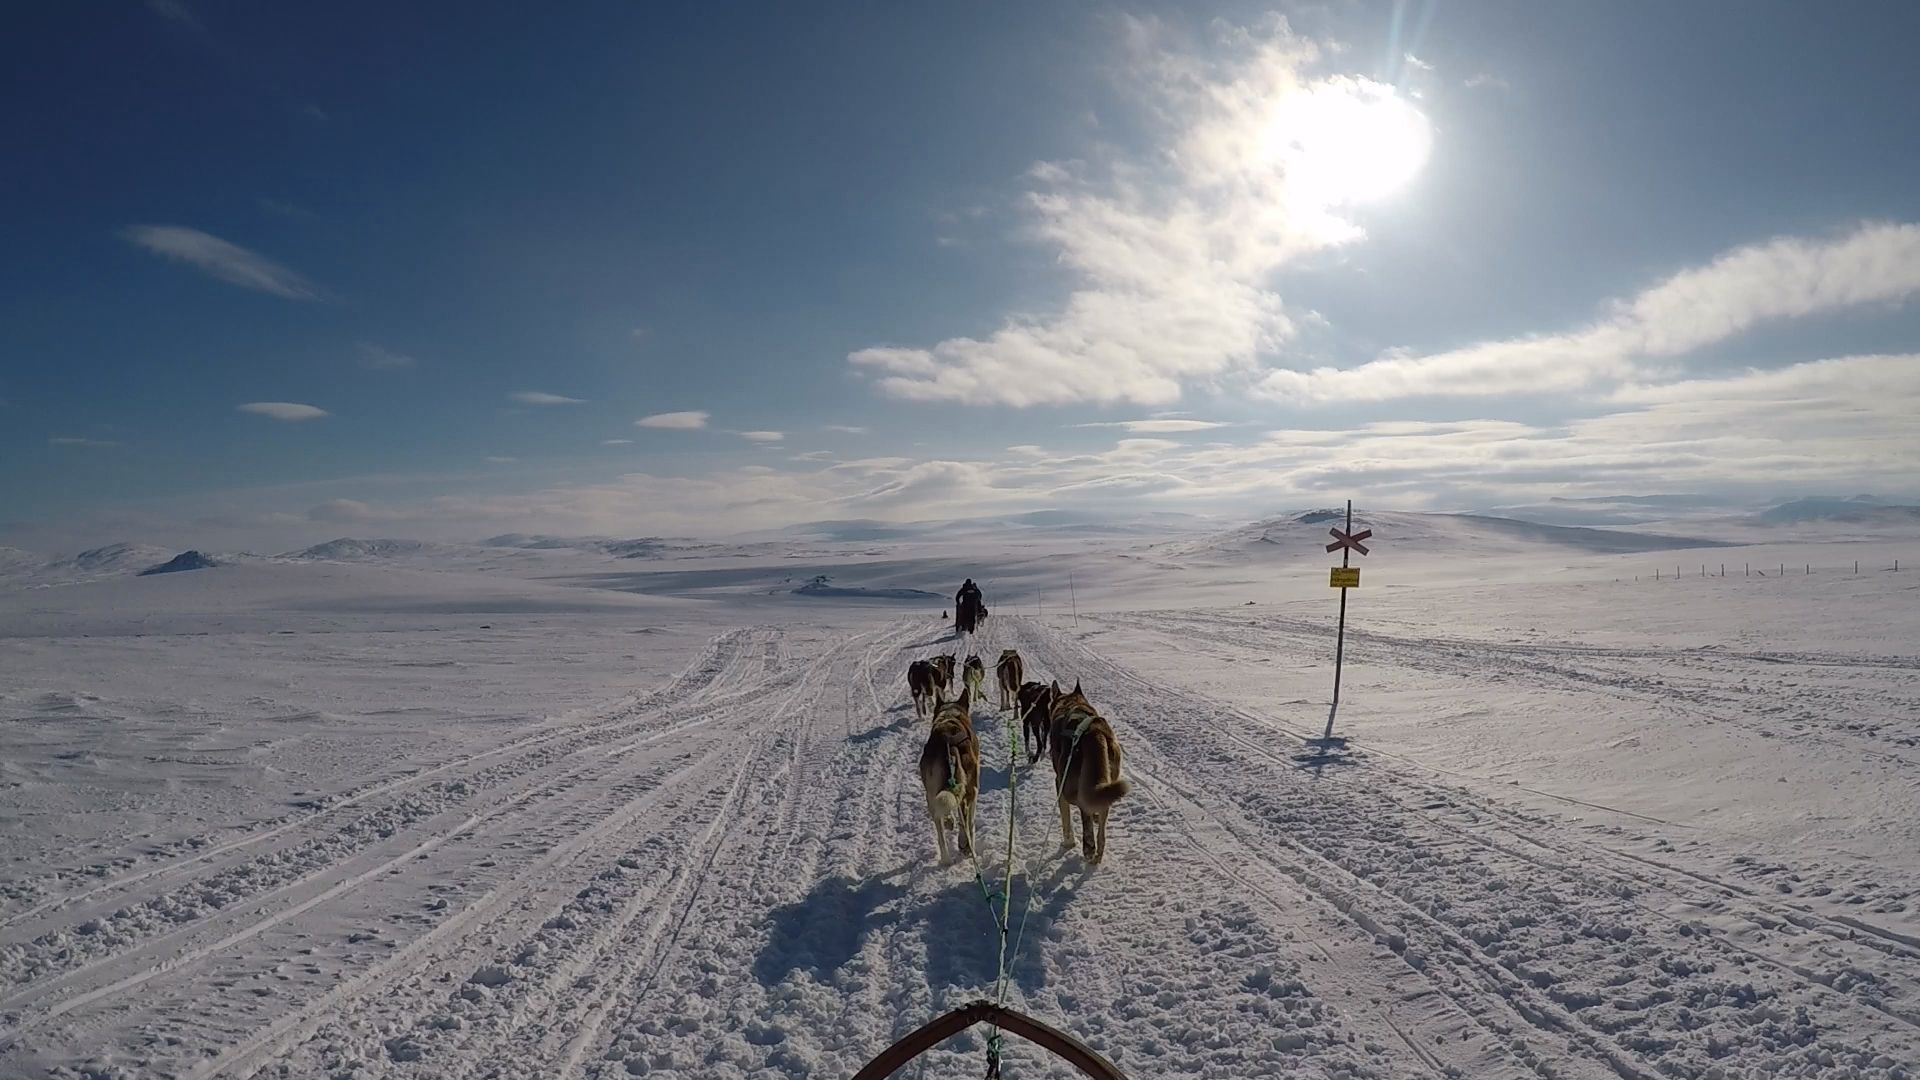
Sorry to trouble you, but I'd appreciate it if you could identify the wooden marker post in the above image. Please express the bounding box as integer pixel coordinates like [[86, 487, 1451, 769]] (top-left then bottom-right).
[[1323, 500, 1372, 739]]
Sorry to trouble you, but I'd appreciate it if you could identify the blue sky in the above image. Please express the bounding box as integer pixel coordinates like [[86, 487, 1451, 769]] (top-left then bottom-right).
[[5, 1, 1920, 550]]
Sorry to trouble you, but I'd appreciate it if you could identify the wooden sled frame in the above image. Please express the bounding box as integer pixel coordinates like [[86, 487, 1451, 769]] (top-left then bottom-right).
[[851, 999, 1128, 1079]]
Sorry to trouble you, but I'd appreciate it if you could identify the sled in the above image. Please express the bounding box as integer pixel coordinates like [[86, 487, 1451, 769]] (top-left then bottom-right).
[[852, 999, 1128, 1079]]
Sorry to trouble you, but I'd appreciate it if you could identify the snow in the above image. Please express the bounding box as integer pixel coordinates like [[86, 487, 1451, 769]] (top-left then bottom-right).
[[2, 514, 1918, 1078]]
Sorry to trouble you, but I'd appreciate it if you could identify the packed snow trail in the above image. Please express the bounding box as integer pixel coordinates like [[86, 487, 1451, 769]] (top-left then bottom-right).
[[3, 616, 1917, 1078]]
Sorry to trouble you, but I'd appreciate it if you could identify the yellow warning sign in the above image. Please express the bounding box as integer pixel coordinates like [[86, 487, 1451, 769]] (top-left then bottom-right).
[[1330, 567, 1360, 588]]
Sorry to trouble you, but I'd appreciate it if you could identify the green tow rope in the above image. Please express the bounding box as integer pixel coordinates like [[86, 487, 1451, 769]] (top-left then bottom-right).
[[985, 696, 1020, 1076]]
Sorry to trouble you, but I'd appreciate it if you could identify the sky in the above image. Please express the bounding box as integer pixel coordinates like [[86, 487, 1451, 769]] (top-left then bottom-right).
[[4, 1, 1920, 551]]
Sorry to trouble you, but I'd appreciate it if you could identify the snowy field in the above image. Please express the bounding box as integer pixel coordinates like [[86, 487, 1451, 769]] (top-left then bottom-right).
[[2, 513, 1919, 1079]]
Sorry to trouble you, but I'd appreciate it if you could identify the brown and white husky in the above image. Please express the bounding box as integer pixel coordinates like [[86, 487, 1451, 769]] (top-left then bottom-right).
[[919, 686, 980, 863], [962, 654, 987, 703], [1046, 681, 1129, 866], [994, 649, 1023, 712]]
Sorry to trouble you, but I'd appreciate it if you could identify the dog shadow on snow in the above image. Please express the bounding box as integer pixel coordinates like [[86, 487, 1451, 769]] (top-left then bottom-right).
[[847, 703, 920, 744], [752, 851, 1088, 996]]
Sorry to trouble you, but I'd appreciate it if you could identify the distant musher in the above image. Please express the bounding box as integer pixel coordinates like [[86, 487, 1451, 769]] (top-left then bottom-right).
[[954, 578, 986, 635]]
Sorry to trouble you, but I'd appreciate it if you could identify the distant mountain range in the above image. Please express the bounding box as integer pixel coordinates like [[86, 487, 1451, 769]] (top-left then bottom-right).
[[1166, 509, 1733, 561], [1752, 496, 1920, 525], [5, 494, 1916, 588]]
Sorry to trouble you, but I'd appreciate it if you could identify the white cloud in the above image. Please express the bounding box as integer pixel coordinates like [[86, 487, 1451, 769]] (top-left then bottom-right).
[[739, 430, 784, 442], [239, 401, 328, 421], [602, 438, 634, 446], [1259, 222, 1920, 403], [823, 424, 868, 434], [842, 460, 1005, 510], [849, 18, 1408, 407], [510, 391, 586, 406], [49, 437, 118, 447], [258, 197, 312, 218], [307, 498, 402, 524], [1076, 419, 1230, 433], [1464, 73, 1510, 91], [1049, 472, 1193, 497], [485, 456, 518, 464], [146, 0, 197, 25], [357, 343, 416, 370], [636, 411, 709, 430], [44, 351, 1920, 549], [123, 226, 320, 300]]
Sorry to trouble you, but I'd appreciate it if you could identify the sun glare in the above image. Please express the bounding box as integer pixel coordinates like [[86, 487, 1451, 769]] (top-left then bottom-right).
[[1266, 82, 1433, 206]]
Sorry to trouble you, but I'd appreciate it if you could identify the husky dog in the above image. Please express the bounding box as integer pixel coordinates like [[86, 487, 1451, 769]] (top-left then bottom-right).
[[994, 649, 1024, 712], [1016, 680, 1057, 764], [1046, 681, 1130, 866], [909, 655, 958, 719], [962, 655, 987, 703], [919, 686, 980, 863], [907, 659, 938, 719]]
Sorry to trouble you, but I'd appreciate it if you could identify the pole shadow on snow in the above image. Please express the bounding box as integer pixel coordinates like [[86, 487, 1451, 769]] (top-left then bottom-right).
[[1293, 736, 1357, 778]]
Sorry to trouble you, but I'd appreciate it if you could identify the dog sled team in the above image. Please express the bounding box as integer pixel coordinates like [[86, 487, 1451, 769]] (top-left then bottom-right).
[[910, 643, 1129, 868]]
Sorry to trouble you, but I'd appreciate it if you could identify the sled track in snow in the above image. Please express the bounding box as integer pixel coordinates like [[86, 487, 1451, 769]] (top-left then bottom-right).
[[10, 615, 1918, 1079], [212, 624, 905, 1079], [1006, 616, 1920, 1079], [1103, 609, 1920, 769], [0, 629, 793, 1007], [0, 627, 807, 1076], [0, 628, 773, 933]]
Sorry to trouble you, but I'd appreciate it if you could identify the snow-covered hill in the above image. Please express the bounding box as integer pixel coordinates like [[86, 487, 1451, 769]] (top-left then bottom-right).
[[1161, 509, 1730, 562], [0, 541, 181, 588], [1755, 495, 1920, 526], [136, 550, 220, 576], [286, 537, 469, 562]]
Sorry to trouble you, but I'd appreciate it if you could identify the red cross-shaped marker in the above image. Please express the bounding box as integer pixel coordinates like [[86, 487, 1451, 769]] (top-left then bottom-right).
[[1325, 527, 1372, 556]]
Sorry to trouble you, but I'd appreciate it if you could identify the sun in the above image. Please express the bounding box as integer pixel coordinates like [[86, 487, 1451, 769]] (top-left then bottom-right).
[[1265, 81, 1433, 206]]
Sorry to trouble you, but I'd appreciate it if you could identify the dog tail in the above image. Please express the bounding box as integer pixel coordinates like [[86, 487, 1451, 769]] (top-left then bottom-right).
[[1086, 735, 1130, 809]]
